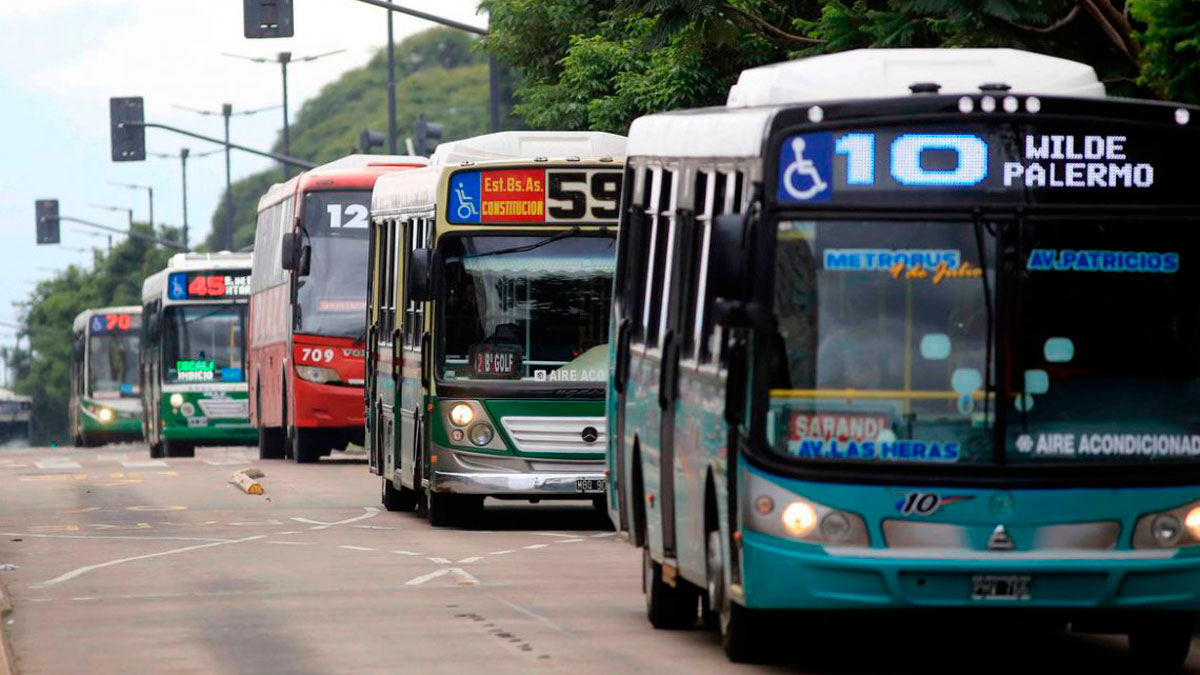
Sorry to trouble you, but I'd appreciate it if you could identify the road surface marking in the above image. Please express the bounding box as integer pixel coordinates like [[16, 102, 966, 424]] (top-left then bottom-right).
[[488, 550, 514, 556], [34, 459, 81, 470], [275, 530, 300, 535], [126, 505, 186, 512], [19, 474, 87, 482], [290, 507, 380, 530], [96, 453, 130, 461], [229, 519, 284, 526], [494, 597, 571, 635], [426, 557, 451, 564], [591, 532, 618, 538], [405, 569, 450, 586], [557, 538, 585, 543], [66, 506, 102, 514], [450, 568, 478, 585], [352, 524, 400, 530], [3, 532, 232, 543], [393, 550, 422, 556], [33, 534, 268, 587], [456, 556, 482, 564], [523, 544, 549, 550], [267, 541, 315, 546], [120, 460, 168, 469], [339, 545, 377, 552], [202, 459, 254, 466], [531, 532, 577, 538]]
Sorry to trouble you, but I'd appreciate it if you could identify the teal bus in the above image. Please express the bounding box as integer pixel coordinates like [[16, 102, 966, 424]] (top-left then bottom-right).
[[141, 252, 256, 458], [70, 306, 143, 446], [607, 48, 1200, 667]]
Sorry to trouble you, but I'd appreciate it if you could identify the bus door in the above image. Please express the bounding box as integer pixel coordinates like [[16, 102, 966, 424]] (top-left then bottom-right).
[[397, 217, 428, 491], [365, 217, 383, 476]]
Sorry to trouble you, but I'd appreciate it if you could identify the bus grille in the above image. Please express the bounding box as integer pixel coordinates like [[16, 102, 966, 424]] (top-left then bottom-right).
[[198, 399, 248, 419], [500, 416, 606, 454]]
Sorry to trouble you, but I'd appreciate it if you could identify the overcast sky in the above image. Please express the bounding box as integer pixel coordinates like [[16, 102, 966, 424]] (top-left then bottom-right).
[[0, 0, 484, 336]]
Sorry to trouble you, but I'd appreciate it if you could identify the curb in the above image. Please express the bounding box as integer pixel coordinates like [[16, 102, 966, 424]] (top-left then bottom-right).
[[0, 577, 15, 675]]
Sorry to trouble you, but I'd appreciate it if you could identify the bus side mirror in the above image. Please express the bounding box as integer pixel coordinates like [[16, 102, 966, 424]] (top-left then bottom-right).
[[281, 232, 297, 270], [408, 248, 433, 302], [72, 339, 84, 360], [709, 213, 753, 320]]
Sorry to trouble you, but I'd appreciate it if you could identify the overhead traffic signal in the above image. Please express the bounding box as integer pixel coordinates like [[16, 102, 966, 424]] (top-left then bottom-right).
[[110, 97, 145, 162], [360, 130, 385, 154], [35, 199, 60, 245], [243, 0, 294, 38], [413, 116, 444, 157]]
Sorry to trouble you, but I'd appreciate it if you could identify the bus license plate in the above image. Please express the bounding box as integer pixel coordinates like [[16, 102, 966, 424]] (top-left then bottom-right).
[[971, 575, 1031, 600], [575, 479, 605, 493]]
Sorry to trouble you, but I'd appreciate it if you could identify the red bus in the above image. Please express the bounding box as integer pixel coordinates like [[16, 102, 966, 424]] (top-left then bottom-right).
[[248, 154, 427, 462]]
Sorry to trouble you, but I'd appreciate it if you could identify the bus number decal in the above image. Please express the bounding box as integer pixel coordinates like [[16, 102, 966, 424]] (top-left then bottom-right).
[[449, 168, 623, 224], [896, 491, 973, 516], [327, 203, 369, 229], [300, 348, 335, 363]]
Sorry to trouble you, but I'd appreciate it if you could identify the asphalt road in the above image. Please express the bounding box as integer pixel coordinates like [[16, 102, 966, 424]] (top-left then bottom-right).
[[3, 443, 1200, 674]]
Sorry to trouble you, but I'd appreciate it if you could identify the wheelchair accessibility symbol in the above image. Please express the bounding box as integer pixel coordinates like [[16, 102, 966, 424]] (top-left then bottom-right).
[[777, 133, 832, 203], [455, 187, 479, 220]]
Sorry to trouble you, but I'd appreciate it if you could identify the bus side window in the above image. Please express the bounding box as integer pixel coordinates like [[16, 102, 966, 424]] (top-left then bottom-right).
[[683, 170, 717, 361], [625, 166, 653, 343], [402, 218, 417, 348], [641, 168, 673, 348]]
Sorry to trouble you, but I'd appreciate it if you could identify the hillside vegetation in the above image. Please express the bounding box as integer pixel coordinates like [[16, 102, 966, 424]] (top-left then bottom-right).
[[205, 28, 516, 250]]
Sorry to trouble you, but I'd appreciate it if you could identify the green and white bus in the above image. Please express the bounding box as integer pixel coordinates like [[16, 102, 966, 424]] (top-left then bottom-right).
[[608, 48, 1200, 667], [70, 306, 143, 446], [141, 252, 256, 458]]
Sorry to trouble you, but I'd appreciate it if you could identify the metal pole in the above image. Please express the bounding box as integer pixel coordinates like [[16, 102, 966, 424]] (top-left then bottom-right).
[[387, 11, 397, 154], [488, 52, 501, 132], [180, 148, 190, 251], [147, 186, 154, 230], [280, 52, 292, 179], [223, 103, 234, 251], [108, 235, 113, 254]]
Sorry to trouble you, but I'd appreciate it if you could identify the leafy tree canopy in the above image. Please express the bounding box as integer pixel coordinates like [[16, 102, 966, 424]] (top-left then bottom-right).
[[482, 0, 1199, 134]]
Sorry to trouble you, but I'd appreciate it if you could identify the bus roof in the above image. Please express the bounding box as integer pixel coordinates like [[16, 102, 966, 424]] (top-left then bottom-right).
[[0, 388, 31, 403], [257, 154, 428, 212], [72, 306, 141, 333], [630, 48, 1105, 159], [142, 251, 253, 304], [430, 131, 626, 165]]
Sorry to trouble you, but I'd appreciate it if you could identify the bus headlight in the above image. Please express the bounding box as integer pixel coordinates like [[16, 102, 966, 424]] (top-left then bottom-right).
[[745, 471, 868, 546], [97, 408, 114, 424], [1134, 499, 1200, 548], [169, 393, 185, 408], [468, 423, 494, 447], [296, 365, 341, 384], [448, 403, 474, 427]]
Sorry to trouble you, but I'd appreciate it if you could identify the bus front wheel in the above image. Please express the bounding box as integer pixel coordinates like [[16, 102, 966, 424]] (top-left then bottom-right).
[[292, 429, 324, 464], [149, 441, 164, 459], [163, 441, 194, 458], [1128, 617, 1192, 670], [643, 547, 698, 630], [382, 477, 418, 512]]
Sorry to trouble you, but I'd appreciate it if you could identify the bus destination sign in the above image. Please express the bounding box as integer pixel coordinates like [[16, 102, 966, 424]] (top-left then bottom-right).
[[774, 121, 1197, 207], [448, 168, 622, 225], [90, 313, 138, 333], [168, 271, 251, 301]]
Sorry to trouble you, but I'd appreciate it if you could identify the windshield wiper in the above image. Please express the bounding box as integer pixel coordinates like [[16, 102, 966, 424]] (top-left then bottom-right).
[[461, 226, 581, 260]]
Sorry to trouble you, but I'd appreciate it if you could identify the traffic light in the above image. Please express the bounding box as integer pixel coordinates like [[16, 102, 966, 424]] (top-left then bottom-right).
[[413, 116, 444, 156], [110, 97, 145, 162], [359, 130, 385, 154], [243, 0, 294, 38], [35, 199, 60, 245]]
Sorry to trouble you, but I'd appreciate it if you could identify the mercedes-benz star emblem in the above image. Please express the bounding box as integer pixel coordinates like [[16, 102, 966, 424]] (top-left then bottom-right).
[[580, 426, 599, 444]]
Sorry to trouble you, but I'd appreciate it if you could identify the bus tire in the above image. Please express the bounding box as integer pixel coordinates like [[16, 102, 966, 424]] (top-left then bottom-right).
[[292, 428, 323, 464], [1128, 617, 1192, 670], [382, 477, 418, 512], [257, 426, 285, 460], [703, 530, 722, 632], [643, 547, 698, 630], [164, 441, 194, 458], [720, 600, 761, 663], [149, 441, 164, 459], [427, 491, 473, 527]]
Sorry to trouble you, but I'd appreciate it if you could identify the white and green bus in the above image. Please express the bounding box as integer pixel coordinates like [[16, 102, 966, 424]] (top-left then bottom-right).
[[141, 252, 256, 458], [70, 306, 143, 446]]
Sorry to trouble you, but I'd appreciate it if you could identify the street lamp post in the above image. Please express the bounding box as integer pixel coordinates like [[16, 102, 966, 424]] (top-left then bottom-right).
[[89, 202, 133, 254], [223, 103, 234, 251], [149, 146, 220, 252], [107, 181, 155, 230]]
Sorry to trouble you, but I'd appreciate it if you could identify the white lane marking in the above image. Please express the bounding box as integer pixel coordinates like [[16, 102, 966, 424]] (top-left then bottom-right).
[[202, 459, 254, 466], [290, 507, 380, 530], [494, 596, 571, 635], [229, 519, 284, 526], [591, 532, 618, 538], [275, 530, 300, 535], [96, 453, 130, 461], [268, 541, 315, 546], [35, 459, 81, 470], [449, 567, 477, 585], [557, 538, 584, 543], [530, 532, 577, 538], [0, 462, 27, 468], [489, 550, 514, 556], [426, 557, 451, 564], [120, 460, 168, 469], [456, 556, 482, 564], [393, 550, 423, 556], [339, 545, 377, 552], [34, 535, 268, 587], [523, 544, 549, 550], [3, 532, 232, 543], [405, 569, 450, 586], [353, 524, 400, 530]]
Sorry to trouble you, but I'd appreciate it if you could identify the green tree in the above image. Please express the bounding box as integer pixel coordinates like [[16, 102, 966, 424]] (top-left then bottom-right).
[[483, 0, 1192, 134], [206, 27, 518, 251], [6, 225, 178, 444]]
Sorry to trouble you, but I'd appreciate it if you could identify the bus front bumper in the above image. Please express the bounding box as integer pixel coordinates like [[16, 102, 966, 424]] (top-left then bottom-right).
[[741, 529, 1200, 612], [430, 447, 605, 497]]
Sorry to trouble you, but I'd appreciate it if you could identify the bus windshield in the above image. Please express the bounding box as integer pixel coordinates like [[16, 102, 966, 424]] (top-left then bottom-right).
[[88, 329, 140, 398], [768, 220, 995, 466], [439, 234, 615, 383], [295, 190, 370, 338], [162, 304, 247, 384]]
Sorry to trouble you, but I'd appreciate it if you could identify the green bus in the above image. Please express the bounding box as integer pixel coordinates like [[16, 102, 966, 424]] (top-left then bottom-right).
[[141, 252, 256, 458], [69, 306, 143, 446]]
